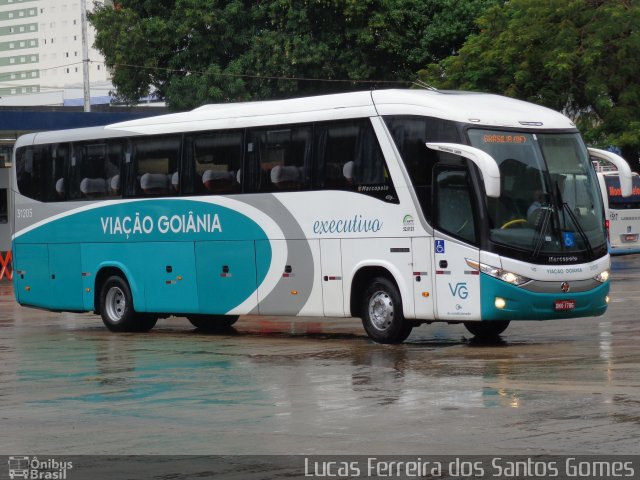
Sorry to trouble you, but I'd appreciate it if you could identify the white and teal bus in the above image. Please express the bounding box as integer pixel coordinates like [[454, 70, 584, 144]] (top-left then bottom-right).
[[10, 90, 631, 343], [592, 155, 640, 255]]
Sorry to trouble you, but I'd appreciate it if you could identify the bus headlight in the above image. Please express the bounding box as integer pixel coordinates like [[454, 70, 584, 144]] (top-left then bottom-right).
[[466, 259, 530, 286], [594, 270, 610, 283]]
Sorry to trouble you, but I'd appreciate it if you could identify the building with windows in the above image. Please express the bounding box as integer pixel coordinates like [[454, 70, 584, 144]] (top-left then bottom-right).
[[0, 0, 112, 105]]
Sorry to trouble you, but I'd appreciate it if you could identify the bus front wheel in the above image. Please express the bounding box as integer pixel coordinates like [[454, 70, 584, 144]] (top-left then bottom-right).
[[361, 276, 413, 344], [100, 275, 157, 332], [464, 320, 510, 339], [187, 314, 239, 331]]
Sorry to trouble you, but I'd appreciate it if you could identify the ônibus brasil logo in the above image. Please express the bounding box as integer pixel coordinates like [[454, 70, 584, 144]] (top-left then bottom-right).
[[8, 456, 73, 480]]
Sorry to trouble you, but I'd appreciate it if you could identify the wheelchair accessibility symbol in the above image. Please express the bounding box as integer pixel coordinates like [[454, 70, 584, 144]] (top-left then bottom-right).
[[435, 240, 445, 254]]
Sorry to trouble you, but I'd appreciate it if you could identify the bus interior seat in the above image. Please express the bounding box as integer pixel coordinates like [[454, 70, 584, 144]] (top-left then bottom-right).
[[271, 165, 302, 190], [80, 177, 108, 197], [202, 170, 236, 193], [320, 161, 354, 190], [171, 172, 179, 193], [55, 178, 65, 199], [109, 175, 120, 195], [140, 172, 170, 196], [343, 161, 354, 184]]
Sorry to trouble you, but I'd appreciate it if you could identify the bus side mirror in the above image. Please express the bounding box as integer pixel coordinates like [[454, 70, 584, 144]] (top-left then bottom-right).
[[426, 142, 501, 198], [588, 148, 633, 197]]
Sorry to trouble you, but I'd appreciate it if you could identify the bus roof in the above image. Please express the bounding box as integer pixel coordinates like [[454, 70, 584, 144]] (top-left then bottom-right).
[[18, 89, 577, 145], [106, 89, 576, 135]]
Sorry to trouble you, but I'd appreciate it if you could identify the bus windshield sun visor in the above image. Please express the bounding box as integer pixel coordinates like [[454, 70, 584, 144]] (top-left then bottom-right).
[[588, 147, 633, 197], [426, 142, 501, 198]]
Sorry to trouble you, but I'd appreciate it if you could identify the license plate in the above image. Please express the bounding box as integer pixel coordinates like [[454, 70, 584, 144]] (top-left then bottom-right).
[[621, 233, 638, 243], [555, 299, 576, 311]]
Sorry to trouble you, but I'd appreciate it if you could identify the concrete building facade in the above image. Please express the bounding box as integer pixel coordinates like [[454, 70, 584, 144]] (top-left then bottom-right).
[[0, 0, 112, 104]]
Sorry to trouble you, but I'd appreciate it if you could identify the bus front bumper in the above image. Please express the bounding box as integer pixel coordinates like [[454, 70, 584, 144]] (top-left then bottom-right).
[[480, 275, 609, 321]]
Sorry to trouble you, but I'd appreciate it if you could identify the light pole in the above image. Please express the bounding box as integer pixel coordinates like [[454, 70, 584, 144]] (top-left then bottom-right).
[[81, 0, 91, 112]]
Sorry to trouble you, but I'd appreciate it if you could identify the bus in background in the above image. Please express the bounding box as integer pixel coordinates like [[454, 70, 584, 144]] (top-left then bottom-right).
[[10, 90, 633, 343], [0, 140, 12, 282], [592, 153, 640, 255]]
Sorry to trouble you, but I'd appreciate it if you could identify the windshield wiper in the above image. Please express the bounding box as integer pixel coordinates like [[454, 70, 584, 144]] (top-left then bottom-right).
[[561, 201, 593, 257], [555, 180, 593, 257]]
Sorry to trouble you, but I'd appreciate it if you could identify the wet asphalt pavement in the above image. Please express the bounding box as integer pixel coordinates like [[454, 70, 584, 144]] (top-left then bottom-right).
[[0, 256, 639, 456]]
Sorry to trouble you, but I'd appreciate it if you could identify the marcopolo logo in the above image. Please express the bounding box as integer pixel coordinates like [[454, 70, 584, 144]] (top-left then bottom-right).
[[8, 456, 73, 480]]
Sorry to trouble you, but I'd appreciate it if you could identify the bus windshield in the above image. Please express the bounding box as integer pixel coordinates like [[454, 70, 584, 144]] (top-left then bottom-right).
[[468, 130, 606, 258]]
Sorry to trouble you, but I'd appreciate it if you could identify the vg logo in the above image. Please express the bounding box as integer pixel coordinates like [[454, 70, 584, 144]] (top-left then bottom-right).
[[449, 282, 469, 299]]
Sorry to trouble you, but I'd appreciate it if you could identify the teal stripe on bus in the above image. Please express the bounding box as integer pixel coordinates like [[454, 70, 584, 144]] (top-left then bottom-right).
[[14, 199, 273, 314]]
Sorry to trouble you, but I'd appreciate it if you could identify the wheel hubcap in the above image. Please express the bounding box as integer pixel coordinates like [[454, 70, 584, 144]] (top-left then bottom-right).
[[368, 291, 394, 331], [105, 286, 125, 323]]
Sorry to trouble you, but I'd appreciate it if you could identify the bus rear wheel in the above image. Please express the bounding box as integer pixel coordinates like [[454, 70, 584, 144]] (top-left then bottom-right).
[[99, 275, 157, 332], [464, 320, 510, 339], [187, 314, 239, 331], [361, 276, 413, 344]]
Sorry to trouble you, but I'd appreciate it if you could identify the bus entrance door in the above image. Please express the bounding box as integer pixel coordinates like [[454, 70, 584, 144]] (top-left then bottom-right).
[[432, 236, 480, 321]]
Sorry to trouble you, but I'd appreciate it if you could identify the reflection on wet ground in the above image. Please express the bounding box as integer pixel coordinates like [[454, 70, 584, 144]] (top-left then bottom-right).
[[1, 256, 639, 455]]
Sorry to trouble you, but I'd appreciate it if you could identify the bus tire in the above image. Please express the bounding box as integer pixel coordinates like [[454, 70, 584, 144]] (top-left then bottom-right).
[[100, 275, 155, 332], [187, 314, 239, 331], [464, 320, 510, 339], [136, 314, 159, 332], [361, 276, 413, 344]]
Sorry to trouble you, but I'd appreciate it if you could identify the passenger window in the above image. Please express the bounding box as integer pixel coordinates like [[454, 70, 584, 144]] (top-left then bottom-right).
[[187, 130, 243, 195], [434, 168, 477, 244], [68, 142, 120, 200], [16, 145, 66, 202], [50, 143, 69, 200], [130, 136, 181, 197], [315, 119, 397, 203], [384, 115, 461, 221], [251, 126, 312, 193]]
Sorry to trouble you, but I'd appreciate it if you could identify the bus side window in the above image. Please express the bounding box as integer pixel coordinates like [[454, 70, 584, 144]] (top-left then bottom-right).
[[130, 136, 181, 197], [16, 146, 49, 202], [186, 130, 243, 196], [68, 142, 121, 200], [315, 119, 397, 203], [250, 126, 312, 193], [314, 122, 360, 190], [51, 143, 69, 201], [105, 141, 123, 197], [384, 116, 462, 221]]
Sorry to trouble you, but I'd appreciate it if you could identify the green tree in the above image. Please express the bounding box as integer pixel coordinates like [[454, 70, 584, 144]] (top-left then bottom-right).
[[90, 0, 253, 109], [89, 0, 498, 109], [420, 0, 640, 168]]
